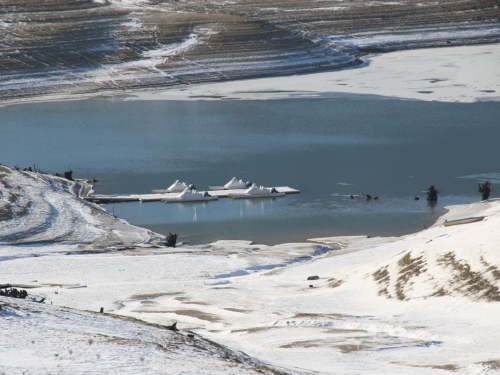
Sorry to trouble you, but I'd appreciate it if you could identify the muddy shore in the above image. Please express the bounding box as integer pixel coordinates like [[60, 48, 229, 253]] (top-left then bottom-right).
[[1, 0, 499, 103]]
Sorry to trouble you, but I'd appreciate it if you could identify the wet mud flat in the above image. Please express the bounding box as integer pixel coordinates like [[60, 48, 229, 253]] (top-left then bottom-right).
[[0, 0, 499, 103]]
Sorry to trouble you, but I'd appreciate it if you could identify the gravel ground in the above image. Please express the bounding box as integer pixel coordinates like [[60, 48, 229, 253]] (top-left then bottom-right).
[[0, 0, 499, 102]]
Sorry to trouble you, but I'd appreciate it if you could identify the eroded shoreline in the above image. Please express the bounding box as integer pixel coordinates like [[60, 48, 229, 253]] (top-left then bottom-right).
[[1, 0, 499, 104]]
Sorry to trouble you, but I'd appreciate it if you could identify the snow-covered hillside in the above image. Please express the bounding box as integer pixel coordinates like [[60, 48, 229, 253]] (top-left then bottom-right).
[[371, 202, 500, 302], [2, 166, 500, 374], [0, 165, 163, 255], [0, 298, 292, 375]]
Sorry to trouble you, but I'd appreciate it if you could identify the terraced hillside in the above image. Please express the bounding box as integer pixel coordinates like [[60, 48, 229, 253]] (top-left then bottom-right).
[[0, 0, 498, 102]]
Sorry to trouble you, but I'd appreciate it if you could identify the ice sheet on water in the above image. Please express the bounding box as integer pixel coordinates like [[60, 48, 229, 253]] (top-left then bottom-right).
[[456, 173, 500, 184]]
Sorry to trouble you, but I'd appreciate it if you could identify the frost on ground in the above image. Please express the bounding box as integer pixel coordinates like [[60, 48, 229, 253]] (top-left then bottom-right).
[[2, 167, 500, 374], [1, 0, 499, 103]]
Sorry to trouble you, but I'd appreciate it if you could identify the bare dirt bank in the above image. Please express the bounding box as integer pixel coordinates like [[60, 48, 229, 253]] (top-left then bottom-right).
[[1, 0, 499, 103]]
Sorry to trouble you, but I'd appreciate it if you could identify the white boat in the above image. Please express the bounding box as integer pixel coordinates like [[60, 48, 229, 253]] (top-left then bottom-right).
[[224, 177, 249, 190], [208, 177, 251, 191], [166, 180, 188, 193], [162, 188, 218, 203], [443, 216, 485, 227], [152, 180, 196, 194], [229, 184, 285, 199]]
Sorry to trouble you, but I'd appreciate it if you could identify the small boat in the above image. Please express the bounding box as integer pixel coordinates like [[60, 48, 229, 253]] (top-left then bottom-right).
[[165, 180, 189, 193], [229, 184, 285, 199], [153, 180, 198, 194], [162, 188, 218, 203], [208, 177, 251, 191], [443, 216, 485, 227], [224, 177, 249, 190]]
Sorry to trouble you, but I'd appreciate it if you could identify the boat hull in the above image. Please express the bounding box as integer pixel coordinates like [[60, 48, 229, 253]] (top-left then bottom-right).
[[229, 192, 285, 199], [162, 197, 218, 203], [443, 216, 485, 227]]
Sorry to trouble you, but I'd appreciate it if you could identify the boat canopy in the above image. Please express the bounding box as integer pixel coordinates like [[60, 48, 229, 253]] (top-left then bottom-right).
[[167, 180, 188, 193], [224, 177, 248, 190]]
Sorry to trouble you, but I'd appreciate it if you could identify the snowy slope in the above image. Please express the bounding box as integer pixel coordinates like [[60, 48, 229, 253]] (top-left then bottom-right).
[[0, 165, 163, 255], [371, 201, 500, 302], [2, 171, 500, 373], [0, 298, 293, 375]]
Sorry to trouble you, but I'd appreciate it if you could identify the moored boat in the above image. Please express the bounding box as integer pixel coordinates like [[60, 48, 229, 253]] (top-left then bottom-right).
[[443, 216, 485, 227], [166, 180, 188, 193], [224, 177, 250, 190], [162, 188, 218, 203], [229, 184, 285, 199], [209, 177, 251, 191], [152, 180, 192, 194]]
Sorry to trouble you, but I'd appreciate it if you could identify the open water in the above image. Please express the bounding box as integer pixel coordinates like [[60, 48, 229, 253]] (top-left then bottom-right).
[[1, 94, 499, 244]]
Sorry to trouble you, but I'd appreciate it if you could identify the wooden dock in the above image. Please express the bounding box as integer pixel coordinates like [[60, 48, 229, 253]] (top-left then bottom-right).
[[82, 186, 300, 203]]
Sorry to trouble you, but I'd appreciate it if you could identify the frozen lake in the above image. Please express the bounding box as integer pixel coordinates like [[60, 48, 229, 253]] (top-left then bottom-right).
[[1, 94, 499, 244]]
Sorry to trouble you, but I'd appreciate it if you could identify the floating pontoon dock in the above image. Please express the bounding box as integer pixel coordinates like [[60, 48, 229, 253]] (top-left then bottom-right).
[[82, 186, 300, 203]]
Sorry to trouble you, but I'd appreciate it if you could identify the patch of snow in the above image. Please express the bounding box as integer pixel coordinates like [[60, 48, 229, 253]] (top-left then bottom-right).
[[142, 34, 198, 58], [283, 7, 347, 12], [127, 43, 500, 103], [122, 19, 143, 29], [333, 27, 500, 49]]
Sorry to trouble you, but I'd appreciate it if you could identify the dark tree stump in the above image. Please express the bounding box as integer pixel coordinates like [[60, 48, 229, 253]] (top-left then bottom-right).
[[478, 180, 491, 200], [166, 232, 178, 247], [427, 185, 438, 201], [64, 170, 73, 180]]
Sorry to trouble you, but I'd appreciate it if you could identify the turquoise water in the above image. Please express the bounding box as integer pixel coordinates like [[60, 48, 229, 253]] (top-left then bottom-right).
[[1, 94, 499, 244]]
